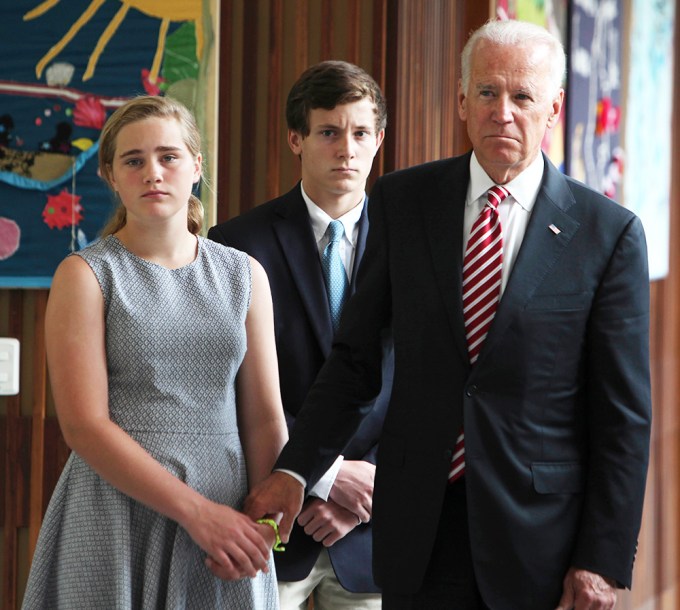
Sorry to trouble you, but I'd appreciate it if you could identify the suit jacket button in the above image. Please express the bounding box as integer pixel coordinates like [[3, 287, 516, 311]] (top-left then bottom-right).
[[466, 385, 477, 397]]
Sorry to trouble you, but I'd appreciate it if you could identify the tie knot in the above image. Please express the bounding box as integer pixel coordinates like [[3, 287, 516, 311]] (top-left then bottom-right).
[[327, 220, 345, 243], [487, 185, 509, 209]]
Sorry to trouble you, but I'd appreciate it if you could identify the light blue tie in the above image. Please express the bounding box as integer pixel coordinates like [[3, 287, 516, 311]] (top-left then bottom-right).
[[322, 220, 349, 332]]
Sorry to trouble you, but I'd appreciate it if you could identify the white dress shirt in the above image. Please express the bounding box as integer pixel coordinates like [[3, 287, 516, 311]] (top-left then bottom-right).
[[464, 152, 545, 292], [283, 183, 366, 499], [301, 182, 364, 281]]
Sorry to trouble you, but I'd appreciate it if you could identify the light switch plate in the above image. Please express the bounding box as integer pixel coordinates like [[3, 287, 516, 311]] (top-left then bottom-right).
[[0, 337, 20, 396]]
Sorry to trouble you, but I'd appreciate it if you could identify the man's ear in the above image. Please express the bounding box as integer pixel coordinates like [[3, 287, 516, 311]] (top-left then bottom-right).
[[375, 129, 385, 151], [547, 89, 565, 128], [288, 130, 304, 156], [458, 78, 468, 122]]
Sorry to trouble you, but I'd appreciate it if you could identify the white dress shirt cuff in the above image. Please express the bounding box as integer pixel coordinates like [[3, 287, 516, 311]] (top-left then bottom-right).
[[274, 455, 344, 501], [308, 455, 344, 501], [275, 468, 307, 488]]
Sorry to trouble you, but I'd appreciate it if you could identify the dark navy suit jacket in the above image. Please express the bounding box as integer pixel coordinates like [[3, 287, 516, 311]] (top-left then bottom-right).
[[275, 154, 652, 608], [208, 183, 392, 593]]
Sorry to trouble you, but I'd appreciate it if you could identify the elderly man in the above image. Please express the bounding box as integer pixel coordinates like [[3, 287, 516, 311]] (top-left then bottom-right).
[[246, 20, 651, 610]]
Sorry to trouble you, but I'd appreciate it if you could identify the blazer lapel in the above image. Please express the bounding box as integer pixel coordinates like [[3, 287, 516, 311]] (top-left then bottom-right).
[[272, 186, 335, 354], [423, 155, 472, 365], [477, 156, 581, 363], [351, 197, 369, 292]]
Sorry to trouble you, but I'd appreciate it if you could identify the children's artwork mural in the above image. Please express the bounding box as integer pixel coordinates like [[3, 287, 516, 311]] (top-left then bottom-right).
[[623, 0, 674, 280], [495, 0, 568, 172], [497, 0, 673, 280], [0, 0, 209, 287], [565, 0, 623, 199]]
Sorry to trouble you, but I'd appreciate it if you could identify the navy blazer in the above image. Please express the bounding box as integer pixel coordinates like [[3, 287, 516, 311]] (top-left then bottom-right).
[[208, 183, 392, 593], [277, 154, 652, 608]]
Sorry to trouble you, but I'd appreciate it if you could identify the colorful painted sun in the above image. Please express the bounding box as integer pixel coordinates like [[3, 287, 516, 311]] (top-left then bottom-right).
[[24, 0, 203, 83]]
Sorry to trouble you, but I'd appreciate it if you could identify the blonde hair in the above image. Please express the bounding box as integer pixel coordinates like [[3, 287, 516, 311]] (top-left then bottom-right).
[[99, 95, 204, 237]]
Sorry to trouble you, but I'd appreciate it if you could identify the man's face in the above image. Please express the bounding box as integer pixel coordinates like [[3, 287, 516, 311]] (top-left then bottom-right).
[[458, 40, 563, 184], [288, 98, 384, 208]]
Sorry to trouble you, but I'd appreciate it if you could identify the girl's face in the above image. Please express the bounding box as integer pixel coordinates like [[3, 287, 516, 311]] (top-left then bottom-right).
[[108, 116, 201, 228]]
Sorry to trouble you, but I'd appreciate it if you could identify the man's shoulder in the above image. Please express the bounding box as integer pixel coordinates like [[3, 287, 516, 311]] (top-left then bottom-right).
[[374, 154, 469, 192], [208, 186, 302, 242], [559, 171, 638, 223], [368, 154, 470, 206]]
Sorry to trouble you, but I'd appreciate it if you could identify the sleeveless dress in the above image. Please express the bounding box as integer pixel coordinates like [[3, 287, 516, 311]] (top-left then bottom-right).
[[22, 235, 279, 610]]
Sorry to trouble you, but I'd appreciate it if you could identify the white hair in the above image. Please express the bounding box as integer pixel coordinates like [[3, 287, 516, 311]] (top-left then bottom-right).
[[461, 20, 566, 95]]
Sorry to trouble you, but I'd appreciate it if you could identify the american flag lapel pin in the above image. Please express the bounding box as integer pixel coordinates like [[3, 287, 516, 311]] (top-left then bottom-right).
[[549, 224, 561, 235]]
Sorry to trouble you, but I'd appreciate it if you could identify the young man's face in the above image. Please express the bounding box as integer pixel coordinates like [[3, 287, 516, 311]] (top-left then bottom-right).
[[288, 98, 384, 211]]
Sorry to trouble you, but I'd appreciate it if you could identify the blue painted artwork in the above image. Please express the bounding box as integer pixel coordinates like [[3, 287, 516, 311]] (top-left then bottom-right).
[[0, 0, 204, 287], [566, 0, 623, 199], [623, 0, 674, 280]]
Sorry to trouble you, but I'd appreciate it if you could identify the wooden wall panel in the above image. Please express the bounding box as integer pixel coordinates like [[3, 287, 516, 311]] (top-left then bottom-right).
[[216, 0, 389, 221], [2, 291, 24, 609], [0, 289, 68, 608], [381, 0, 491, 170], [213, 0, 490, 221], [266, 0, 284, 201], [27, 290, 47, 560]]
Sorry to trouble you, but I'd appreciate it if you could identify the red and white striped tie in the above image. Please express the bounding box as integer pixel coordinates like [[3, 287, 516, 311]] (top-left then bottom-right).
[[449, 185, 508, 482]]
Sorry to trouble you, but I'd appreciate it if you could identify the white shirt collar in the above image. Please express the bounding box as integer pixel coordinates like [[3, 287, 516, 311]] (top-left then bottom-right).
[[468, 151, 545, 212], [300, 181, 365, 245]]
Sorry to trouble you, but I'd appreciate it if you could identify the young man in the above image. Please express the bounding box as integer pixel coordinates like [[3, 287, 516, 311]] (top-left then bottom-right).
[[246, 21, 651, 610], [208, 61, 390, 609]]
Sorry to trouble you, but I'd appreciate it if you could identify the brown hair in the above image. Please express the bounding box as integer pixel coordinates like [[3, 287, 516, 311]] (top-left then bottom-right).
[[285, 60, 387, 136], [98, 95, 203, 237]]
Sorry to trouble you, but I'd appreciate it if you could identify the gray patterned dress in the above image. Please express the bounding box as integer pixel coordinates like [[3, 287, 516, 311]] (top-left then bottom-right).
[[22, 235, 279, 610]]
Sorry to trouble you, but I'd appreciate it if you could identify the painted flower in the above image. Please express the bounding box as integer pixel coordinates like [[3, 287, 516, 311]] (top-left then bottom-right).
[[142, 69, 166, 96], [42, 189, 83, 230], [73, 95, 107, 130], [595, 97, 621, 136]]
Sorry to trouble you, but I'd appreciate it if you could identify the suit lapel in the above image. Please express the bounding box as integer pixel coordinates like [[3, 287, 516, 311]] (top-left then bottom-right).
[[272, 185, 334, 354], [477, 156, 581, 363], [351, 197, 369, 291], [423, 155, 472, 365]]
